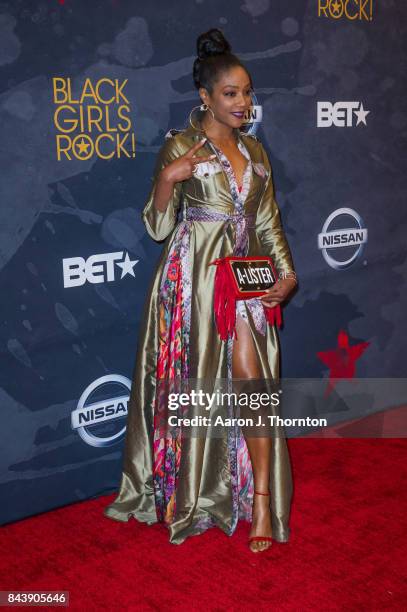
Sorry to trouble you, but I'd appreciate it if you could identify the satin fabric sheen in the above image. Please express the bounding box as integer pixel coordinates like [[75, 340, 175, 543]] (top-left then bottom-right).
[[103, 120, 296, 544]]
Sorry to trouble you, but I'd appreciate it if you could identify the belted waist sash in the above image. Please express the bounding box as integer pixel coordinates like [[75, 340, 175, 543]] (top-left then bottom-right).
[[185, 206, 256, 255]]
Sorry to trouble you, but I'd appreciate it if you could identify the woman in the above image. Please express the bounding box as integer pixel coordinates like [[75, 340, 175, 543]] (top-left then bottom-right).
[[104, 28, 297, 553]]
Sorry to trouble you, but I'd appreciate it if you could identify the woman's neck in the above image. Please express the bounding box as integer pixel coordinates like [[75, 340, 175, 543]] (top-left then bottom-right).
[[200, 116, 237, 146]]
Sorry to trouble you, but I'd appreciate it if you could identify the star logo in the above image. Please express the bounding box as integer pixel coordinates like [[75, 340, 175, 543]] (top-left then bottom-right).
[[317, 329, 370, 397], [75, 138, 91, 157], [354, 102, 370, 126], [331, 0, 341, 14], [115, 252, 139, 279]]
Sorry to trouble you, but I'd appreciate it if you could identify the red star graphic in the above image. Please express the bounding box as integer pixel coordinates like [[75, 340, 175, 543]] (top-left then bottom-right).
[[317, 329, 370, 397]]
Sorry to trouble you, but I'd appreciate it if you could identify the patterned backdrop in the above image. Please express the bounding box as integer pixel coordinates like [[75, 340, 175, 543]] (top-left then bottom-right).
[[1, 0, 406, 524]]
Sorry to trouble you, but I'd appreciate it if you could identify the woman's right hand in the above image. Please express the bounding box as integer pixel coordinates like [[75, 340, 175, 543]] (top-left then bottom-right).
[[160, 138, 217, 184]]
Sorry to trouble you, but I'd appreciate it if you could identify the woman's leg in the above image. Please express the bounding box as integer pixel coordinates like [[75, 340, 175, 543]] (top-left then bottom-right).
[[232, 313, 273, 552]]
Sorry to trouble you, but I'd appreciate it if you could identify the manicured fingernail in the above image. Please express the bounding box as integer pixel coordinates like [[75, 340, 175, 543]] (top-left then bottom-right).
[[201, 137, 207, 142], [210, 154, 216, 158]]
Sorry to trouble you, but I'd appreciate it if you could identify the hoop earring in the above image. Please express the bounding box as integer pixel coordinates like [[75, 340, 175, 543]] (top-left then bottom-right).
[[200, 103, 215, 120], [189, 103, 215, 131]]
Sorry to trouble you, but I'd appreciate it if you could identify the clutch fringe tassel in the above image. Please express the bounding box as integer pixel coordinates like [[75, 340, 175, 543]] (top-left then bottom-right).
[[210, 258, 282, 341]]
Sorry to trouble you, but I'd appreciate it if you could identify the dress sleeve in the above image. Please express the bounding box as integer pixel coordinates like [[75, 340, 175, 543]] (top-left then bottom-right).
[[255, 143, 295, 276], [141, 136, 183, 242]]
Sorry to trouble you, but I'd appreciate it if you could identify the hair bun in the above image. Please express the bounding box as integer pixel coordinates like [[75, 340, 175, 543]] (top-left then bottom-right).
[[197, 28, 231, 60]]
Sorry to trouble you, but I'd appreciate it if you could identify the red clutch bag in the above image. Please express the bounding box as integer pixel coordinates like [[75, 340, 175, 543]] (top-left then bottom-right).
[[208, 255, 282, 341]]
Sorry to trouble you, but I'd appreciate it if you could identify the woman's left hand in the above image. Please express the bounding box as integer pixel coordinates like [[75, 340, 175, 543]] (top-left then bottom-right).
[[259, 278, 297, 309]]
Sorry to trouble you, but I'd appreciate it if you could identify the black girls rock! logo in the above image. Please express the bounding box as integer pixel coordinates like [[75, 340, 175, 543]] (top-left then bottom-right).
[[52, 77, 136, 161]]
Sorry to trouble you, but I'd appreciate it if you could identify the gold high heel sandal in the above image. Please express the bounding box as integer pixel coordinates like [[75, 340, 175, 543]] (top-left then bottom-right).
[[248, 490, 273, 552]]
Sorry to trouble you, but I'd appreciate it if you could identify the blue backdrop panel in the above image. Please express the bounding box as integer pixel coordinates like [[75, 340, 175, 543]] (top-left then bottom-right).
[[0, 0, 406, 525]]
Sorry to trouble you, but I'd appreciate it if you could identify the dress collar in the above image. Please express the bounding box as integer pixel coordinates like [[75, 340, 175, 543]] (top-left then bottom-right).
[[183, 117, 257, 204], [206, 132, 252, 208]]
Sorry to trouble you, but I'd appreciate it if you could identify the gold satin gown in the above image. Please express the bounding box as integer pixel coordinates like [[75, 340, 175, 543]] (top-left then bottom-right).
[[103, 119, 296, 544]]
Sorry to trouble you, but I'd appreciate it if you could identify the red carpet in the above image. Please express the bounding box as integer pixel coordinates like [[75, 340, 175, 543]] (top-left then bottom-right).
[[1, 439, 406, 611]]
